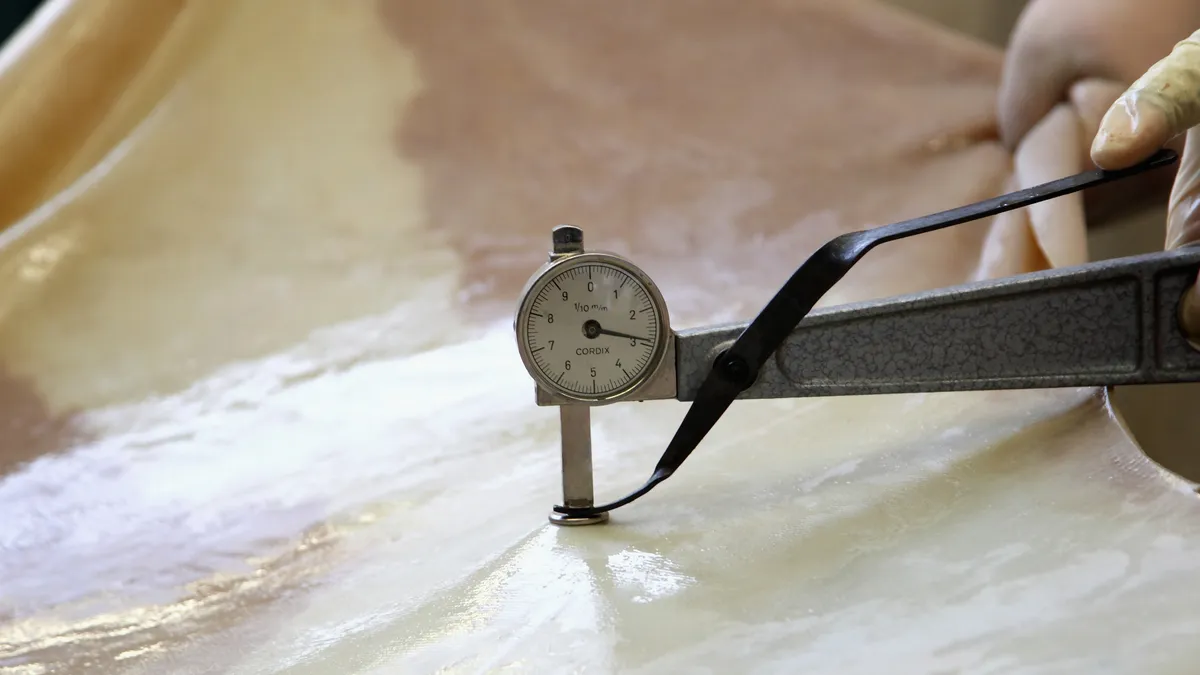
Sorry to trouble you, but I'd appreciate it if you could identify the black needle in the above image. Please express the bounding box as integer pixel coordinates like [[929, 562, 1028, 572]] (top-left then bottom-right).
[[554, 148, 1179, 519], [582, 319, 649, 343], [598, 327, 648, 342]]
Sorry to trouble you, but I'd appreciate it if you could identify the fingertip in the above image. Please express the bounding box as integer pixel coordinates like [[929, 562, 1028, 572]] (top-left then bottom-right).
[[1090, 95, 1173, 169], [1168, 190, 1200, 250], [1167, 159, 1200, 343], [1180, 277, 1200, 340], [997, 0, 1089, 150]]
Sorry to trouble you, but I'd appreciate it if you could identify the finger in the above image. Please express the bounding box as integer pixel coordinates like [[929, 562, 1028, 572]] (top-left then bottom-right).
[[1068, 78, 1186, 163], [1166, 127, 1200, 249], [1000, 0, 1200, 151], [1180, 282, 1200, 339], [1092, 29, 1200, 169], [1014, 102, 1088, 268], [1166, 129, 1200, 338], [998, 2, 1084, 149], [1068, 79, 1178, 223]]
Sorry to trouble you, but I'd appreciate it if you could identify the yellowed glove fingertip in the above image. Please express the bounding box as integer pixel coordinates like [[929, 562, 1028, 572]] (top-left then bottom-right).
[[1179, 280, 1200, 340], [1091, 95, 1172, 169]]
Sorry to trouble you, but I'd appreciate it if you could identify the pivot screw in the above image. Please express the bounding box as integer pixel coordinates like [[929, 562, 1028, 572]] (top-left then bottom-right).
[[716, 352, 755, 388]]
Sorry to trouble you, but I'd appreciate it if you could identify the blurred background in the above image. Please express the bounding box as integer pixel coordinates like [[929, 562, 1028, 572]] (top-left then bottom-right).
[[891, 0, 1027, 44], [0, 1, 1030, 48]]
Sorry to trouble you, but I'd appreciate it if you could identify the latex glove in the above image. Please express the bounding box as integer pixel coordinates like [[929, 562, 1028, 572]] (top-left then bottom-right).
[[999, 0, 1200, 149], [1091, 29, 1200, 336], [998, 0, 1200, 223]]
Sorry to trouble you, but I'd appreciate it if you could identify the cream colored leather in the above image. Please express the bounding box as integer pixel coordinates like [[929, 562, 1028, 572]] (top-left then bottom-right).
[[0, 1, 1197, 673]]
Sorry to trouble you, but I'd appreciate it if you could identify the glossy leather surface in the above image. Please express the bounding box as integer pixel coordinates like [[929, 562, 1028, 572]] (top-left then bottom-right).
[[1, 2, 1197, 673]]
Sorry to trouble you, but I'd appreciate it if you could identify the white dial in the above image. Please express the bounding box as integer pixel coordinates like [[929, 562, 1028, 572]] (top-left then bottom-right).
[[517, 256, 667, 401]]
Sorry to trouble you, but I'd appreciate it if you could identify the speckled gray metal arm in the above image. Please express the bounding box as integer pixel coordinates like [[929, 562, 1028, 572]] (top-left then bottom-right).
[[675, 243, 1200, 400]]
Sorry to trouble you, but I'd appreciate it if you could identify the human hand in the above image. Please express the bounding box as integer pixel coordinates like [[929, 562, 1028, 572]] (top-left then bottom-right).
[[1090, 29, 1200, 335], [997, 0, 1200, 222], [999, 0, 1200, 148]]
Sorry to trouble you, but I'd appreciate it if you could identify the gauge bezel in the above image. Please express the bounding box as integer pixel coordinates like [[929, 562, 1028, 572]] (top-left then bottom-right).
[[514, 251, 672, 403]]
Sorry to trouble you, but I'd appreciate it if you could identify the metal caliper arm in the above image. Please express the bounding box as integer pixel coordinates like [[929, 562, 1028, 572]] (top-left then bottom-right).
[[675, 245, 1200, 400], [553, 149, 1179, 520]]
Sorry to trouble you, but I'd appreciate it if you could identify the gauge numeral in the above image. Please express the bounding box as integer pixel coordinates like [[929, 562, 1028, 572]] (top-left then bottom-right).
[[616, 359, 621, 368], [587, 281, 595, 292], [564, 360, 571, 370], [629, 309, 635, 320], [548, 340, 554, 350], [630, 338, 637, 346], [547, 313, 554, 323], [589, 366, 597, 377], [613, 289, 619, 299], [561, 291, 568, 301]]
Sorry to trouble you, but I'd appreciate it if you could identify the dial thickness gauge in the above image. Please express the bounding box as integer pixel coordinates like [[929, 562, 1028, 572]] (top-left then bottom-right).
[[515, 232, 671, 403], [520, 152, 1189, 527]]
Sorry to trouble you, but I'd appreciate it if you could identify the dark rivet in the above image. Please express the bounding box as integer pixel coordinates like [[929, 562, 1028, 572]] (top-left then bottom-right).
[[717, 352, 752, 386]]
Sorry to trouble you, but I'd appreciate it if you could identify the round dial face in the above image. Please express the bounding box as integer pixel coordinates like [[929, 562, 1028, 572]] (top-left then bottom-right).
[[519, 258, 665, 400]]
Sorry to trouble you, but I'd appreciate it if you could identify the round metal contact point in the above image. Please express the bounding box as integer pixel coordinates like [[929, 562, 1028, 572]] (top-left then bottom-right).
[[548, 510, 609, 526]]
